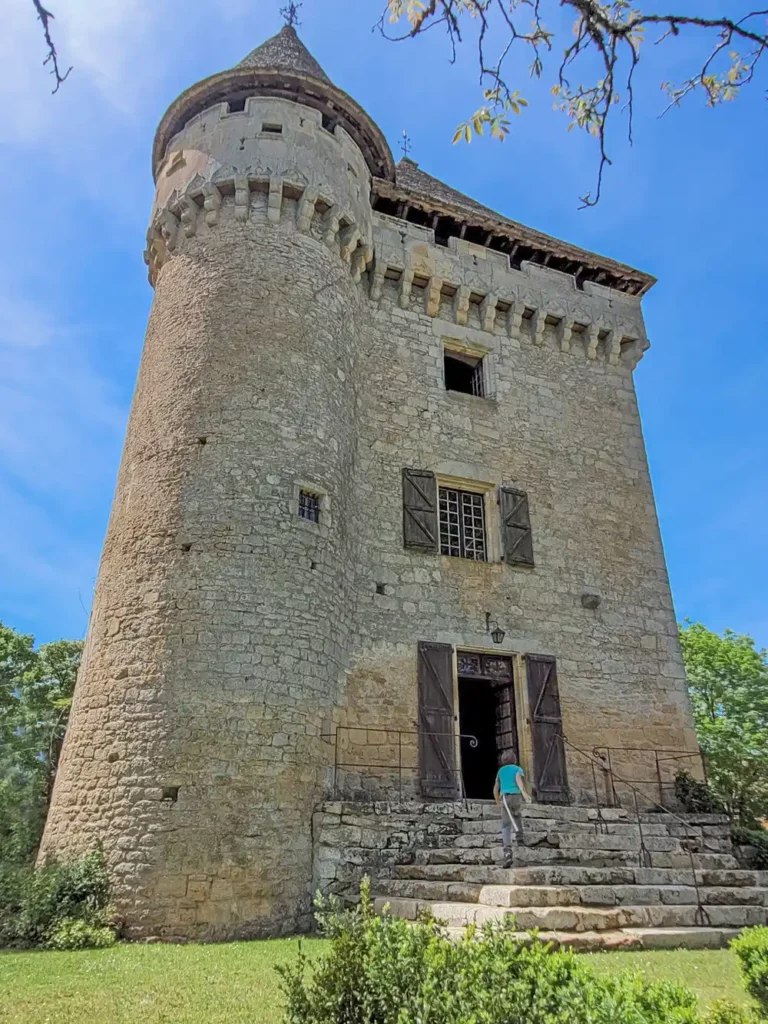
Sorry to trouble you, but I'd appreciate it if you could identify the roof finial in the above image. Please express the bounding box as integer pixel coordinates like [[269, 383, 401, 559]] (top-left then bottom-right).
[[400, 130, 412, 159], [280, 1, 302, 27]]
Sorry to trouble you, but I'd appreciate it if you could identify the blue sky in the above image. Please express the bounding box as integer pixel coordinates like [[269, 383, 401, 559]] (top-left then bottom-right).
[[1, 0, 766, 649]]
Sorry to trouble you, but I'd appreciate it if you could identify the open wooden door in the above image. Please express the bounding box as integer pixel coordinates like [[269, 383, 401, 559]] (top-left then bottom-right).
[[418, 641, 458, 799], [525, 654, 569, 804]]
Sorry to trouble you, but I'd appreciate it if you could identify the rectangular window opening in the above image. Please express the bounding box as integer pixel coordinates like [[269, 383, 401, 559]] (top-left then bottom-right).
[[439, 487, 486, 561], [228, 97, 247, 113], [261, 122, 283, 134], [298, 490, 321, 523], [444, 350, 486, 397]]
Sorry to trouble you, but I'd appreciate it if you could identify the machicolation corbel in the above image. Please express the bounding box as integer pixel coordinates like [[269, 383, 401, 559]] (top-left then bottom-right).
[[202, 183, 222, 226]]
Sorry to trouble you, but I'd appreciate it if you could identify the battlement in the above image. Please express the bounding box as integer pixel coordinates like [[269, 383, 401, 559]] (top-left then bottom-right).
[[145, 180, 648, 370], [369, 213, 648, 368]]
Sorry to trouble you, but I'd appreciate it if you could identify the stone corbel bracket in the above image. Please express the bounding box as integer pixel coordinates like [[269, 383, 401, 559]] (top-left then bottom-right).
[[144, 173, 374, 288], [367, 219, 649, 370]]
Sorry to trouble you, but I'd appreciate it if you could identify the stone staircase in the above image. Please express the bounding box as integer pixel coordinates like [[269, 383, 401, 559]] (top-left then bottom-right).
[[313, 799, 768, 950]]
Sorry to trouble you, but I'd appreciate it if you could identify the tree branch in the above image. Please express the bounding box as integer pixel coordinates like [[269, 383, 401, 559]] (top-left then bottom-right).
[[31, 0, 71, 93], [381, 1, 768, 206]]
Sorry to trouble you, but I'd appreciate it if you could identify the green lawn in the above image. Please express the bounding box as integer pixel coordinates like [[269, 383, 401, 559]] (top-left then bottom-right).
[[0, 941, 748, 1023], [588, 948, 748, 1008], [0, 939, 325, 1024]]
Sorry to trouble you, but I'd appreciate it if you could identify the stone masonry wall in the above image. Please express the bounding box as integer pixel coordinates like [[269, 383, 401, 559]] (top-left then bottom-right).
[[335, 214, 696, 804], [40, 97, 370, 940], [41, 85, 696, 939]]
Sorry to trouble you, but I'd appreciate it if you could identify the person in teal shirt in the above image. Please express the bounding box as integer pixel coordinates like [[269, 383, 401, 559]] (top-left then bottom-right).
[[493, 751, 532, 868]]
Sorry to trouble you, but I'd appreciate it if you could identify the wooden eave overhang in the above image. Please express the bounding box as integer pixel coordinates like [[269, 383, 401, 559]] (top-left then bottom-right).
[[372, 177, 656, 297]]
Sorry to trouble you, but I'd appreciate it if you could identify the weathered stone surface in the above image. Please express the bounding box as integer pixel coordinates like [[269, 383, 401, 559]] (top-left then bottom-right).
[[41, 19, 699, 942]]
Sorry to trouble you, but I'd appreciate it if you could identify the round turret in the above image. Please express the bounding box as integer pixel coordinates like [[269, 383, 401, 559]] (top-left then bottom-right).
[[40, 25, 393, 940]]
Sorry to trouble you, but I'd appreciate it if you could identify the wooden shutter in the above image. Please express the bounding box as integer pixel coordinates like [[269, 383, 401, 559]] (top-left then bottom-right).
[[417, 641, 457, 798], [494, 683, 518, 766], [525, 654, 569, 804], [500, 487, 534, 567], [402, 469, 438, 553]]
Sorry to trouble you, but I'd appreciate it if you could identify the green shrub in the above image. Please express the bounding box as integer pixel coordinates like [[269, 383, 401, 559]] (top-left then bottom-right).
[[704, 1001, 759, 1024], [0, 850, 115, 950], [732, 927, 768, 1016], [279, 879, 703, 1024], [731, 827, 768, 870], [675, 770, 726, 815], [45, 918, 117, 950]]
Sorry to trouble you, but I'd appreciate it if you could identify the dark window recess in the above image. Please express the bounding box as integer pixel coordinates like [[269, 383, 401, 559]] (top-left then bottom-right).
[[439, 487, 486, 561], [298, 490, 320, 523], [444, 350, 485, 397], [261, 122, 282, 134], [321, 113, 336, 133], [228, 97, 247, 113], [499, 487, 534, 567], [161, 786, 179, 803]]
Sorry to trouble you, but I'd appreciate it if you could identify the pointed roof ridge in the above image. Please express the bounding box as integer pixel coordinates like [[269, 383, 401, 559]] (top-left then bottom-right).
[[236, 24, 330, 82]]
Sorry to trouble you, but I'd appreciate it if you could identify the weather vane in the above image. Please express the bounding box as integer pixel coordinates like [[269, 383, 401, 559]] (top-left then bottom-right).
[[280, 1, 302, 27], [400, 130, 412, 159]]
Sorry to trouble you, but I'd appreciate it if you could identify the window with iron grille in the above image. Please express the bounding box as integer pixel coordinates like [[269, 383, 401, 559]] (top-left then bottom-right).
[[438, 487, 486, 560], [298, 490, 320, 523], [444, 349, 486, 397]]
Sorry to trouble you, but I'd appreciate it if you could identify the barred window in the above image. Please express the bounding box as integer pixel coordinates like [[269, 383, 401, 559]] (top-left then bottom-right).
[[438, 487, 486, 561], [444, 350, 486, 397], [298, 490, 320, 523]]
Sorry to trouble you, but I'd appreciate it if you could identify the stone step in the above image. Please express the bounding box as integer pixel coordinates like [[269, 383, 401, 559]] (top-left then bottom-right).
[[437, 925, 741, 952], [327, 800, 729, 827], [462, 818, 730, 839], [394, 863, 768, 889], [374, 896, 768, 932], [452, 831, 731, 853], [412, 846, 739, 870], [376, 878, 768, 908]]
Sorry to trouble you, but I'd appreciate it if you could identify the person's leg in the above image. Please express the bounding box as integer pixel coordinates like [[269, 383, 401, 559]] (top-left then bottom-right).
[[508, 794, 523, 843], [500, 798, 513, 865], [501, 794, 523, 867]]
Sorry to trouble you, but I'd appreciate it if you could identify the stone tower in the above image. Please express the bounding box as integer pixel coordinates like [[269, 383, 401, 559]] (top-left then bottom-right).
[[41, 25, 698, 941]]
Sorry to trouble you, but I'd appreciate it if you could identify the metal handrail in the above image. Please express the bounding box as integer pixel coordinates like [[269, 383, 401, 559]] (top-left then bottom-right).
[[561, 734, 712, 926], [323, 725, 480, 803], [591, 745, 705, 809]]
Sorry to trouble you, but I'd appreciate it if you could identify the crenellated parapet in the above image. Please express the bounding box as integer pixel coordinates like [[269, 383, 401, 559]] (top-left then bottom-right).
[[144, 171, 374, 287], [367, 214, 650, 369]]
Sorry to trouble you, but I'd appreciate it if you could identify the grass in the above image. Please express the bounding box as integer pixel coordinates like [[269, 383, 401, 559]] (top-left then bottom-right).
[[0, 941, 748, 1023], [588, 947, 748, 1008], [0, 938, 326, 1024]]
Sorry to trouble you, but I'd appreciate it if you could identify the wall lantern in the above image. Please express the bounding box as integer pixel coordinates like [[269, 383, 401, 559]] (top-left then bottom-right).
[[485, 612, 506, 646]]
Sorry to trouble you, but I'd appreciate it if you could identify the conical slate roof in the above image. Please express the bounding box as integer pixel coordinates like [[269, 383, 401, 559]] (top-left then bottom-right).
[[237, 24, 330, 82]]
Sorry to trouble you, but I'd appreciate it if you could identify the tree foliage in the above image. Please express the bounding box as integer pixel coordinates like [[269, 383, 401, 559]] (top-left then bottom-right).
[[680, 621, 768, 824], [383, 2, 768, 205], [0, 622, 82, 865]]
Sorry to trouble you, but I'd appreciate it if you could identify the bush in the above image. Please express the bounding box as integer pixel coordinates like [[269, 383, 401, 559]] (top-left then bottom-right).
[[732, 927, 768, 1016], [731, 827, 768, 870], [0, 850, 115, 950], [703, 1001, 759, 1024], [279, 879, 704, 1024], [45, 918, 117, 951], [675, 770, 726, 815]]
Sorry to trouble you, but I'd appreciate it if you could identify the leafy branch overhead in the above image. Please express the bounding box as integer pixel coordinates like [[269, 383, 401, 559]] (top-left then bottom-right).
[[383, 2, 768, 206]]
